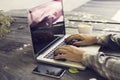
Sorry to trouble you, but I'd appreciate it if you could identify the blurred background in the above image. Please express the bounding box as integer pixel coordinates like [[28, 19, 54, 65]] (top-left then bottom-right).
[[0, 0, 90, 11]]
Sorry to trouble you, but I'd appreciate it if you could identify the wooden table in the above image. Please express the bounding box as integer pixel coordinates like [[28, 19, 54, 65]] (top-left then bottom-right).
[[0, 10, 106, 80]]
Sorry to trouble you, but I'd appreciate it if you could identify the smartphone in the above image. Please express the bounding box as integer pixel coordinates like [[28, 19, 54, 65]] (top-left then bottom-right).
[[32, 64, 66, 78]]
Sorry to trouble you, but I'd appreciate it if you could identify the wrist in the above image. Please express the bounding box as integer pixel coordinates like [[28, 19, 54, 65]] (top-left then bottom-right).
[[81, 52, 96, 66], [92, 36, 98, 44]]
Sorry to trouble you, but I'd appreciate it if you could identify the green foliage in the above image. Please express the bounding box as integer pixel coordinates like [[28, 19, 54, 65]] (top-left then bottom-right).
[[0, 10, 13, 38]]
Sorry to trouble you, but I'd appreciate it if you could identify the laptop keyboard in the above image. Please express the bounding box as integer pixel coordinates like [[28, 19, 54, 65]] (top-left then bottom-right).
[[44, 41, 66, 59]]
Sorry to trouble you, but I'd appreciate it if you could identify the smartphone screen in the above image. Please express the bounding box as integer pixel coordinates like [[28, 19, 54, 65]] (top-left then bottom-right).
[[32, 64, 66, 78]]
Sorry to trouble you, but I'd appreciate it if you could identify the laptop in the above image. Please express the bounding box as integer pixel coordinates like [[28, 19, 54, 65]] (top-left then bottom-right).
[[28, 0, 100, 70]]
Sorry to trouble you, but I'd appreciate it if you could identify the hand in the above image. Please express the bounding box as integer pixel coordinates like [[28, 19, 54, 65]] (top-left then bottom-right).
[[65, 34, 98, 46], [54, 45, 85, 62]]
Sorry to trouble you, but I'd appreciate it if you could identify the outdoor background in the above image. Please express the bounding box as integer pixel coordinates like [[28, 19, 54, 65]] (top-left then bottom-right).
[[0, 0, 90, 11]]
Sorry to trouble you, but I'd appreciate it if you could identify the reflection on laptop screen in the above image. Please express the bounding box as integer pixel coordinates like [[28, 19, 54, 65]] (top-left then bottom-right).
[[28, 1, 65, 56]]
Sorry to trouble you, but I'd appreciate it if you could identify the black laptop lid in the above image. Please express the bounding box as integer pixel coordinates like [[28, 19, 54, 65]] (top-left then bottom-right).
[[28, 0, 65, 57]]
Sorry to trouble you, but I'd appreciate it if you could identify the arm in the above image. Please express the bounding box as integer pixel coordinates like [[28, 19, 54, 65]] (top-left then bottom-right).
[[55, 34, 120, 80], [82, 52, 120, 80], [82, 34, 120, 79], [65, 34, 120, 50], [97, 34, 120, 50], [54, 45, 120, 80]]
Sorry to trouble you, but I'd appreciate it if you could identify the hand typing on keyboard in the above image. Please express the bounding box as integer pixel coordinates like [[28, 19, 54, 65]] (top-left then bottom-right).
[[54, 45, 84, 62], [54, 52, 67, 61], [65, 39, 80, 46], [65, 34, 97, 47]]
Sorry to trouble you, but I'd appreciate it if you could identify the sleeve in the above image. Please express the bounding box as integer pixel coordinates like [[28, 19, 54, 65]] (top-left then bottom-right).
[[82, 52, 120, 80], [96, 34, 120, 50]]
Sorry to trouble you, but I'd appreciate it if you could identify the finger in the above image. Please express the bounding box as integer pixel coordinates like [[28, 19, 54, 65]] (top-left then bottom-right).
[[54, 54, 66, 60], [65, 34, 79, 43], [56, 45, 72, 51], [73, 41, 87, 46], [54, 46, 70, 55], [54, 48, 65, 55], [65, 34, 84, 44], [58, 45, 74, 52]]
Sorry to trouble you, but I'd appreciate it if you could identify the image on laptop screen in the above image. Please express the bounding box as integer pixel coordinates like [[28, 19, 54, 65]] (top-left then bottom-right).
[[28, 0, 65, 57]]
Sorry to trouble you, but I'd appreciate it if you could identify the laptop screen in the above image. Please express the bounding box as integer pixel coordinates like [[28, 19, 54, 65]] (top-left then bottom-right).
[[28, 0, 65, 57]]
